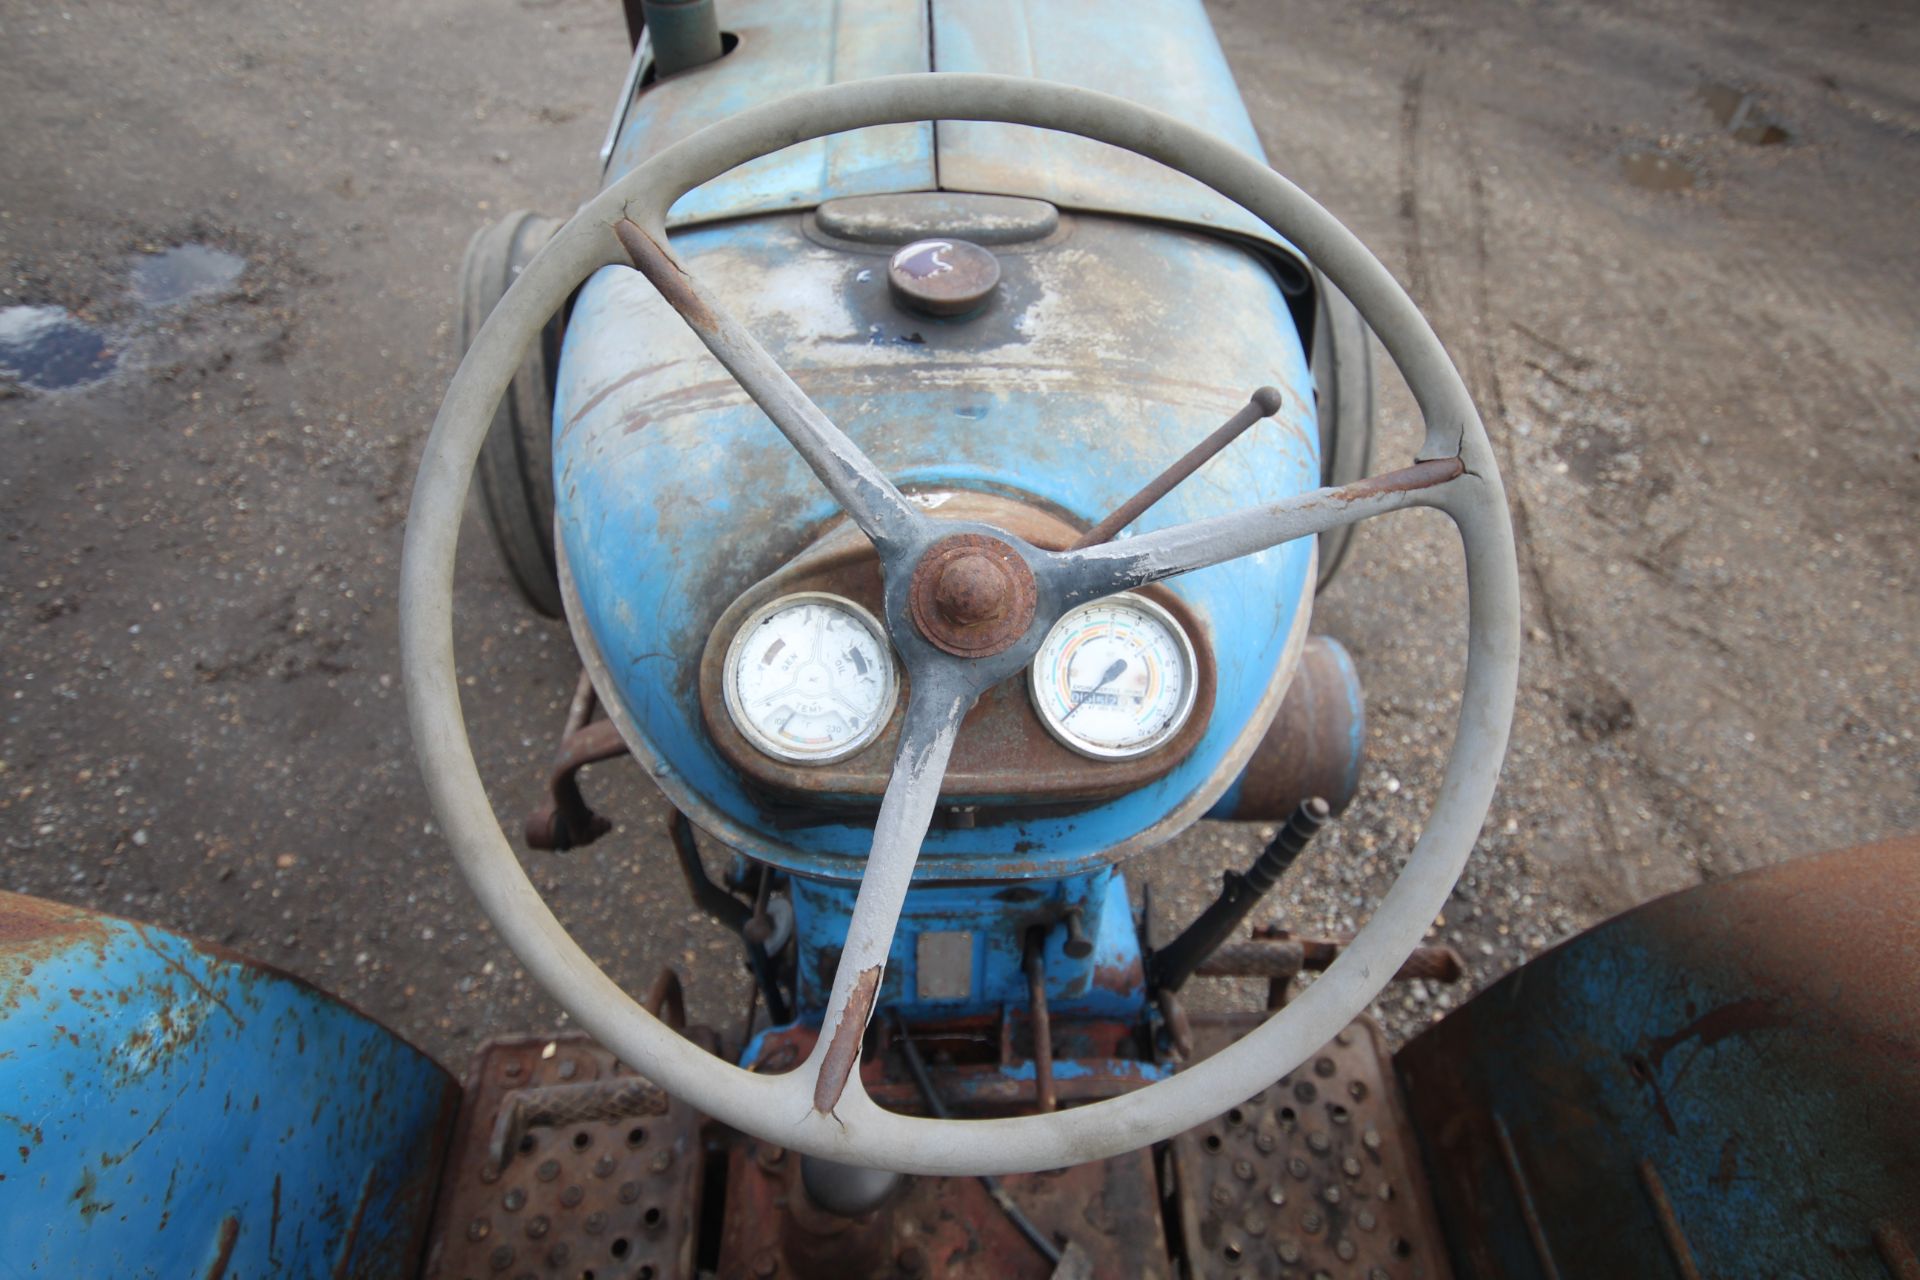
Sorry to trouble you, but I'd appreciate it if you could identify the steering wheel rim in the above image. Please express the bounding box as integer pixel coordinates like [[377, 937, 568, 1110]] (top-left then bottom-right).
[[401, 72, 1520, 1176]]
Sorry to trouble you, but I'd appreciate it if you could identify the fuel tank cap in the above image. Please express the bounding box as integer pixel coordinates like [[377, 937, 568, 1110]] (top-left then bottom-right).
[[886, 237, 1001, 317]]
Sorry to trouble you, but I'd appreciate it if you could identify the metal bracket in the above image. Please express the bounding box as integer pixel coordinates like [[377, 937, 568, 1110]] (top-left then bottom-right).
[[525, 672, 629, 851]]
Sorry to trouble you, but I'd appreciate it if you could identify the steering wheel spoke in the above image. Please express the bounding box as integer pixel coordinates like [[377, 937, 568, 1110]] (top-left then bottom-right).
[[1052, 457, 1467, 605], [803, 665, 978, 1118], [613, 217, 922, 554]]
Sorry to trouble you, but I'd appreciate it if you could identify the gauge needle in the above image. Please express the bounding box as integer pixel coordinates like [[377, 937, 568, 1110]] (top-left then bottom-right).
[[1061, 657, 1128, 722]]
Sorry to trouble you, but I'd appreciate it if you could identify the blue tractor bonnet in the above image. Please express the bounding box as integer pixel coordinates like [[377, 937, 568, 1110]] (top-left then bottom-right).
[[553, 0, 1323, 881]]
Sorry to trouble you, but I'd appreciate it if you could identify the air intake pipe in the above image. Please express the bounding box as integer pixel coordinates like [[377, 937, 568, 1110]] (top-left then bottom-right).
[[642, 0, 723, 76]]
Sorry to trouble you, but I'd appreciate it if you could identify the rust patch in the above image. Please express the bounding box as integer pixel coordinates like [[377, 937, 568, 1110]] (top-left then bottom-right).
[[0, 894, 110, 950], [269, 1174, 282, 1265], [1333, 455, 1464, 501], [203, 1215, 240, 1280], [813, 966, 881, 1115], [0, 894, 112, 1012], [72, 1165, 115, 1222], [1645, 996, 1790, 1076], [1875, 1221, 1920, 1280], [614, 218, 717, 333], [330, 1164, 377, 1280], [1709, 1136, 1739, 1193], [1621, 995, 1793, 1137]]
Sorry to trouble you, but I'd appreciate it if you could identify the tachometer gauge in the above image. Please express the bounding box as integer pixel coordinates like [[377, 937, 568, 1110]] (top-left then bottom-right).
[[1029, 593, 1199, 760], [723, 593, 899, 764]]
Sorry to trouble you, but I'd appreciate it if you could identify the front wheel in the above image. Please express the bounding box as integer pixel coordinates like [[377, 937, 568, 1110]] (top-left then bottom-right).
[[458, 211, 566, 617], [1311, 271, 1376, 592]]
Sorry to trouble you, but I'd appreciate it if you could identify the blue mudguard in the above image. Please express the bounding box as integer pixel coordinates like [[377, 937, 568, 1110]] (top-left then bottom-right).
[[0, 892, 457, 1277]]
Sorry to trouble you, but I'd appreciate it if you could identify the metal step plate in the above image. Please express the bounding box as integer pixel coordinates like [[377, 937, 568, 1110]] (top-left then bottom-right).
[[423, 1034, 705, 1280], [1171, 1016, 1451, 1280]]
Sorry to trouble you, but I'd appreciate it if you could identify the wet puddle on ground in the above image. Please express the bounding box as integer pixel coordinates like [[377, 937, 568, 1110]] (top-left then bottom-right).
[[0, 305, 118, 390], [1620, 148, 1699, 191], [1, 244, 248, 391], [129, 243, 246, 309]]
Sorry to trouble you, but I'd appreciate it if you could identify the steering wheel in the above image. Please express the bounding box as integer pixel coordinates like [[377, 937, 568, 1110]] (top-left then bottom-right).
[[402, 73, 1519, 1176]]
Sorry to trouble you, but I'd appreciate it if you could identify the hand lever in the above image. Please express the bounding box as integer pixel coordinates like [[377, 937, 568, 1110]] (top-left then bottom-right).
[[1070, 387, 1285, 550]]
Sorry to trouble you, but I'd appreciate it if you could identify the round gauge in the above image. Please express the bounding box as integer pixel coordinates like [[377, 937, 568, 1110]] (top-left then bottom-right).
[[1029, 593, 1200, 760], [723, 593, 899, 765]]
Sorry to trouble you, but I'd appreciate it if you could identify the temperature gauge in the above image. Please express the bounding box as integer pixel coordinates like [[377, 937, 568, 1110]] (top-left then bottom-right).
[[1029, 593, 1199, 760], [723, 593, 899, 764]]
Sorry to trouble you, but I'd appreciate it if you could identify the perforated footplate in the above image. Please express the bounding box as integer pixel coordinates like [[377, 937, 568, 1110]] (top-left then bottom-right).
[[714, 1140, 1170, 1280], [423, 1033, 706, 1280], [1171, 1016, 1452, 1279]]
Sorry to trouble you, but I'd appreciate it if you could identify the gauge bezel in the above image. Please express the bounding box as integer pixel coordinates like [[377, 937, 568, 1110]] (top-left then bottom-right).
[[722, 591, 900, 766], [1028, 591, 1202, 761]]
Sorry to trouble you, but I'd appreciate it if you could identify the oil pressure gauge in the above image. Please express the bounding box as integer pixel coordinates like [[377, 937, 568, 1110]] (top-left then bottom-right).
[[723, 593, 899, 764], [1029, 593, 1200, 760]]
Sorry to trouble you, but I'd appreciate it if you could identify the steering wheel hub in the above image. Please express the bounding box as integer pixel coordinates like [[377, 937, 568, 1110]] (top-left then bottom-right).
[[908, 532, 1038, 657]]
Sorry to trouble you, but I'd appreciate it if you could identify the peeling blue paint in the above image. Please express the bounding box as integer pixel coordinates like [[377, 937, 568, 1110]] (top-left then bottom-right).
[[554, 213, 1318, 881], [603, 0, 1296, 255], [0, 894, 453, 1278]]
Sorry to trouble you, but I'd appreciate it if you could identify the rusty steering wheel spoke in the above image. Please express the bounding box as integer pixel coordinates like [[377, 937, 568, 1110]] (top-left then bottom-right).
[[802, 663, 978, 1118], [613, 218, 923, 556], [1050, 456, 1467, 606]]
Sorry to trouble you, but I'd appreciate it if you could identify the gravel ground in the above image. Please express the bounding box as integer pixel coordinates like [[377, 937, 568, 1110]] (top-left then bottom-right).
[[2, 0, 1915, 1068]]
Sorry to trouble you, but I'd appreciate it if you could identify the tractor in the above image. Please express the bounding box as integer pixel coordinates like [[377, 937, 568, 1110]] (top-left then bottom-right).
[[4, 2, 1913, 1275]]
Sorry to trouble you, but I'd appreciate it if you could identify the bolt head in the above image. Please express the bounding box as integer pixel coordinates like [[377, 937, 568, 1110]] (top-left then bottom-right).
[[908, 533, 1036, 657], [933, 552, 1010, 626]]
